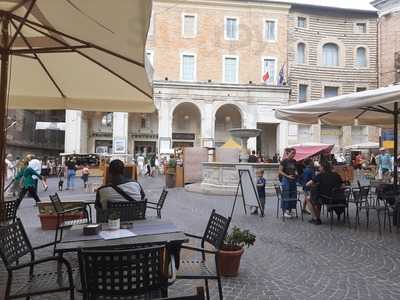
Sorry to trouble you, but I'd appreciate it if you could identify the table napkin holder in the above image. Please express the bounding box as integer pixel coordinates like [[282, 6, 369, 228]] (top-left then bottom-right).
[[83, 224, 102, 235]]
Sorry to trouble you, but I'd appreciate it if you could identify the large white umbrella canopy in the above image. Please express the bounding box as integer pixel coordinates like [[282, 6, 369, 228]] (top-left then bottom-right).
[[0, 0, 153, 211], [275, 84, 400, 187], [275, 84, 400, 126], [1, 0, 154, 112]]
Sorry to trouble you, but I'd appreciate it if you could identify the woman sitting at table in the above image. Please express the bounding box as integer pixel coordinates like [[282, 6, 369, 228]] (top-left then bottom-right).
[[95, 159, 145, 209], [306, 160, 344, 225]]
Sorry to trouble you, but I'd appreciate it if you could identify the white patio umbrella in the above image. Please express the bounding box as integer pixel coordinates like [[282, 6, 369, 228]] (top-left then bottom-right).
[[275, 84, 400, 185], [0, 0, 153, 210]]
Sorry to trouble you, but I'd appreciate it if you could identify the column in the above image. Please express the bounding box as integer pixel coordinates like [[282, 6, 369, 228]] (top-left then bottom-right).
[[113, 112, 129, 155], [277, 121, 289, 155], [244, 104, 257, 151], [158, 101, 172, 153], [65, 110, 83, 153], [201, 101, 214, 147]]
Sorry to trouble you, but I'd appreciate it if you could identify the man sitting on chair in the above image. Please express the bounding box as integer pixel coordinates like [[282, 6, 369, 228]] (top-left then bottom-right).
[[95, 159, 145, 209]]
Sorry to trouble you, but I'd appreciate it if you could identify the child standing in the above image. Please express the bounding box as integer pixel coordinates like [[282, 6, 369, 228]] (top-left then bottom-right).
[[251, 169, 266, 215], [81, 165, 90, 189]]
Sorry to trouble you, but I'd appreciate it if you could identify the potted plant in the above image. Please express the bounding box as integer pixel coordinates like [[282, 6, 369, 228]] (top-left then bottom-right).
[[218, 226, 256, 277], [108, 209, 120, 230], [38, 202, 85, 230]]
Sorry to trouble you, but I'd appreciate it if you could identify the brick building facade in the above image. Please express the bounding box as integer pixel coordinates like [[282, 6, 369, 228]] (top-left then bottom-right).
[[287, 3, 379, 150]]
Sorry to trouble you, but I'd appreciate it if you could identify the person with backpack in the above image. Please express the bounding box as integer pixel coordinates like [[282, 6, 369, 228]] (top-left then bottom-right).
[[95, 159, 145, 210]]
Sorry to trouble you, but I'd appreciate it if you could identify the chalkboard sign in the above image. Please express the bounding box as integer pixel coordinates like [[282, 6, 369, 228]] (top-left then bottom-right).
[[230, 166, 264, 217]]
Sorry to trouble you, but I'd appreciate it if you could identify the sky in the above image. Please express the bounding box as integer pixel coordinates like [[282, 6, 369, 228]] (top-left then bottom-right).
[[273, 0, 377, 11]]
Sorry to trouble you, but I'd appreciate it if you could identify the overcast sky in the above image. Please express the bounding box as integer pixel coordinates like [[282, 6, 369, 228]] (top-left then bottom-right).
[[274, 0, 376, 11]]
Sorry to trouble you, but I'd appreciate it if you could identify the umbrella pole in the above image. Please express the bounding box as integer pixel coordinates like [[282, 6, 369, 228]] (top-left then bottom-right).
[[394, 102, 399, 190], [0, 16, 9, 221]]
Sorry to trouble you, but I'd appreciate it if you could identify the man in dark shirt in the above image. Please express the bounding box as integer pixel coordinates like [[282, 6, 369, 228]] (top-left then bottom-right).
[[306, 160, 344, 225], [248, 150, 257, 163], [279, 148, 298, 218]]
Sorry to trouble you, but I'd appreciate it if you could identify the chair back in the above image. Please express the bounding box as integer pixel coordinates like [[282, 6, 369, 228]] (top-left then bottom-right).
[[49, 193, 64, 214], [274, 184, 282, 201], [0, 219, 33, 268], [96, 200, 147, 223], [1, 200, 19, 223], [78, 245, 167, 299], [158, 189, 168, 208], [201, 209, 231, 250]]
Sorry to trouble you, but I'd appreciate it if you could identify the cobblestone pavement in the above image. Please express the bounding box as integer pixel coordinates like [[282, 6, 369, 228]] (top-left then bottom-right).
[[1, 175, 400, 299]]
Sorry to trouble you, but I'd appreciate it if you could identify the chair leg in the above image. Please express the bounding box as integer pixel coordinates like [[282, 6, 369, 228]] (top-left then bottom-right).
[[366, 208, 369, 229], [204, 279, 210, 300], [388, 208, 392, 233], [217, 276, 223, 300], [276, 199, 280, 218], [377, 210, 382, 236], [70, 287, 75, 300], [330, 210, 333, 231], [53, 227, 59, 255]]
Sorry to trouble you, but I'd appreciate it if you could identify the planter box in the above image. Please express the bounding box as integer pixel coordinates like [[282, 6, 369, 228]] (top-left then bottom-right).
[[38, 202, 85, 230], [39, 213, 85, 230]]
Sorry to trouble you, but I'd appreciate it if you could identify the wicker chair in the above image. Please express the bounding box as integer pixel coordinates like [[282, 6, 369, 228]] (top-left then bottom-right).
[[0, 219, 74, 300], [78, 245, 173, 299], [160, 287, 205, 300], [50, 193, 89, 254], [176, 209, 231, 300], [147, 189, 168, 218], [0, 199, 19, 224], [96, 200, 147, 223]]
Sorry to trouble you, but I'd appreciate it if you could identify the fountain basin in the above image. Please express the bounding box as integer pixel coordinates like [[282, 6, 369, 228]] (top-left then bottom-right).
[[185, 162, 280, 196]]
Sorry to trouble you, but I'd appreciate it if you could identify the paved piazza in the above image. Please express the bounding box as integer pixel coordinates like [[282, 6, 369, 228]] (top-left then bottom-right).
[[1, 176, 400, 300]]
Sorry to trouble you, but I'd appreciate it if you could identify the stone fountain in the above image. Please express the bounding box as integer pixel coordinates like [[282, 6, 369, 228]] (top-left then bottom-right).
[[229, 128, 262, 162], [185, 128, 280, 196]]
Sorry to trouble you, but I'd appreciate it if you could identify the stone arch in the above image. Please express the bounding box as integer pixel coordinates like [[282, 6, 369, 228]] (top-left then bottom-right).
[[172, 102, 202, 147], [214, 103, 243, 147]]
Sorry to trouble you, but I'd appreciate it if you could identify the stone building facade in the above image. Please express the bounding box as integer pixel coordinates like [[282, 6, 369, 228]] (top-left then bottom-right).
[[65, 0, 381, 158], [66, 0, 292, 159], [287, 3, 379, 150], [372, 0, 400, 86]]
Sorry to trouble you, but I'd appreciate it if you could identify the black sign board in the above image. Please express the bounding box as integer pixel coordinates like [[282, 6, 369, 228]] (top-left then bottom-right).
[[172, 133, 195, 140]]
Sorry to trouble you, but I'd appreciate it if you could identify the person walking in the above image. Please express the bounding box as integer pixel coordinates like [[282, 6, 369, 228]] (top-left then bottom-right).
[[81, 164, 90, 189], [279, 148, 298, 218], [65, 157, 78, 190], [15, 160, 43, 206], [40, 157, 49, 191]]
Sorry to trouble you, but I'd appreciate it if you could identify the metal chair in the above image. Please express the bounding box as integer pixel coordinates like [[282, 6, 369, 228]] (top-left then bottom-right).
[[176, 209, 231, 300], [0, 219, 74, 300], [160, 287, 205, 300], [0, 199, 19, 225], [147, 188, 168, 218], [96, 200, 147, 223], [50, 193, 89, 254], [274, 184, 282, 218], [275, 184, 303, 221], [351, 186, 370, 228], [320, 188, 350, 230], [78, 245, 173, 300]]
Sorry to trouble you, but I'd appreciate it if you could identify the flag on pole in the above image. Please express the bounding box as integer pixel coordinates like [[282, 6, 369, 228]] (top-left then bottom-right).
[[262, 71, 270, 82], [278, 64, 286, 85]]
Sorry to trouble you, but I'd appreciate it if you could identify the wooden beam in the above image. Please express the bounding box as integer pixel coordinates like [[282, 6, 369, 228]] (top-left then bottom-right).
[[11, 19, 66, 98], [12, 14, 145, 68], [8, 0, 36, 48], [10, 45, 90, 54], [23, 21, 152, 99]]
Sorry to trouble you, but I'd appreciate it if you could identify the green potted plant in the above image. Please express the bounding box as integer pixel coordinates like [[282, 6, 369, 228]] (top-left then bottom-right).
[[108, 209, 120, 230], [218, 226, 256, 277]]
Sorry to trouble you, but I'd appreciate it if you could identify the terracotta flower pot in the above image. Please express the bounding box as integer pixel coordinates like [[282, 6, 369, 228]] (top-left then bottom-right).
[[218, 247, 244, 277], [39, 213, 84, 230]]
